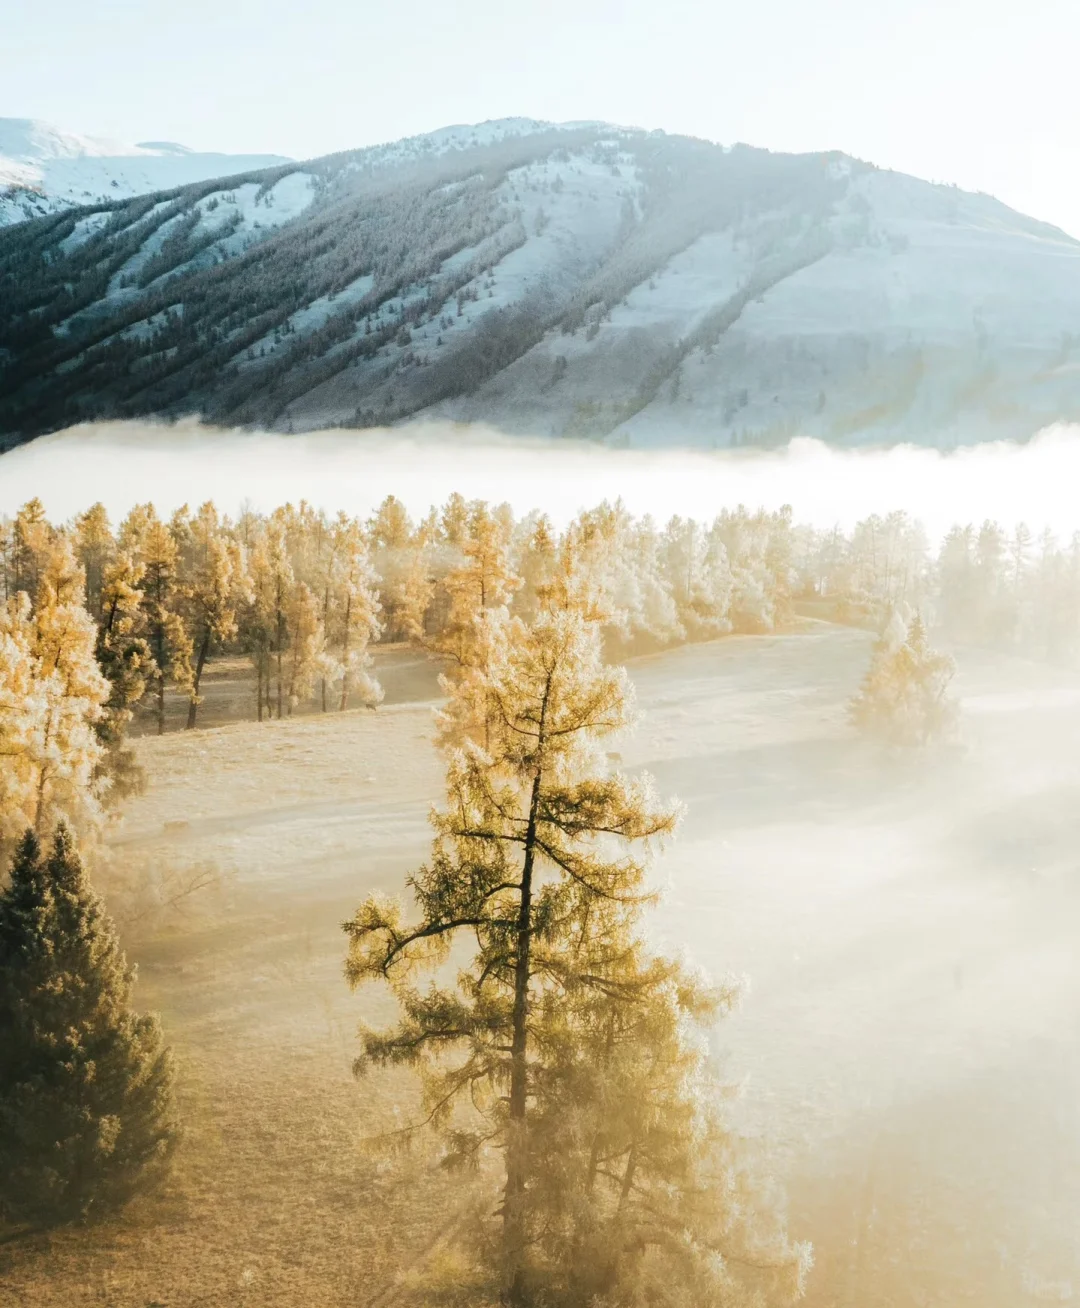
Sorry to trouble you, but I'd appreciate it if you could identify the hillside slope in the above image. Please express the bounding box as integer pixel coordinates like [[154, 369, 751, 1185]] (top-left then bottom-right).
[[0, 118, 289, 226], [3, 119, 1080, 449]]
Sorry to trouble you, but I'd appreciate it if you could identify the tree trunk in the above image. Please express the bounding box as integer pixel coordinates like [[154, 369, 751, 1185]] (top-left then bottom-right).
[[505, 767, 543, 1305], [584, 1018, 617, 1198], [186, 628, 210, 729], [276, 578, 285, 721], [617, 1141, 638, 1211], [339, 593, 352, 711], [153, 618, 167, 736], [322, 581, 331, 712], [276, 641, 283, 721], [256, 656, 264, 723]]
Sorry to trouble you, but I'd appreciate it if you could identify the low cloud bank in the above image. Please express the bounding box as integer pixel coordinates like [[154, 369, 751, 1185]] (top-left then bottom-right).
[[4, 419, 1080, 538]]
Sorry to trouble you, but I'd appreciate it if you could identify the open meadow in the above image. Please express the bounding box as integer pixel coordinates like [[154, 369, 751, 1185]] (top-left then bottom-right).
[[3, 621, 1079, 1306]]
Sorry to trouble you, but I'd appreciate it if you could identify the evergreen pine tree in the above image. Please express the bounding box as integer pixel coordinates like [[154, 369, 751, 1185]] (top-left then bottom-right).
[[0, 826, 179, 1224]]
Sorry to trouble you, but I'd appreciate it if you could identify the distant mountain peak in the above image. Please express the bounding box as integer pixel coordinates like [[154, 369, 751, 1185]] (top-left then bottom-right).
[[0, 117, 291, 226]]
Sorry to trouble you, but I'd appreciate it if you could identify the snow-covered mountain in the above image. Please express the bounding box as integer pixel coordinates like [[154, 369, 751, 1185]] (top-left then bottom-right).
[[0, 118, 289, 226], [3, 118, 1080, 450]]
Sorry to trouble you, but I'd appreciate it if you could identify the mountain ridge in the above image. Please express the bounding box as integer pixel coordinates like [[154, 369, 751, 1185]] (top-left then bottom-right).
[[3, 117, 1080, 451]]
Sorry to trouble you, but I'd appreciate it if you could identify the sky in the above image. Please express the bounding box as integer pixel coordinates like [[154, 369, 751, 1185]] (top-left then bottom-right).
[[4, 0, 1080, 234]]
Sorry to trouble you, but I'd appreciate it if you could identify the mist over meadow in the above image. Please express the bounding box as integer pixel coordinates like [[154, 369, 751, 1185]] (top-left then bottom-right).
[[6, 419, 1080, 537], [4, 417, 1080, 1307]]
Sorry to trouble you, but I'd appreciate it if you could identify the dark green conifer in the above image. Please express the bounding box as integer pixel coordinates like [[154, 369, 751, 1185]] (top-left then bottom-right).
[[0, 825, 179, 1224]]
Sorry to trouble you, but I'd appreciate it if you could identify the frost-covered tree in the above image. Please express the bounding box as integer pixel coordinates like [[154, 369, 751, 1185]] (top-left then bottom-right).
[[712, 506, 795, 634], [184, 503, 250, 729], [95, 551, 151, 803], [9, 498, 52, 605], [285, 582, 325, 713], [121, 509, 192, 736], [368, 496, 427, 641], [850, 612, 957, 747], [243, 517, 294, 720], [327, 513, 382, 711], [518, 949, 811, 1307], [345, 600, 808, 1305], [72, 503, 115, 622], [661, 515, 733, 641], [430, 501, 521, 749], [936, 525, 977, 638], [0, 539, 109, 854], [512, 513, 559, 623], [346, 605, 674, 1298], [0, 826, 179, 1225]]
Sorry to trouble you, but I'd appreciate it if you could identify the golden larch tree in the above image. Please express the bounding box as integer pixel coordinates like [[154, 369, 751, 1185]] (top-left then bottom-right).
[[0, 538, 109, 854], [850, 612, 957, 747], [345, 604, 676, 1301], [184, 503, 250, 729]]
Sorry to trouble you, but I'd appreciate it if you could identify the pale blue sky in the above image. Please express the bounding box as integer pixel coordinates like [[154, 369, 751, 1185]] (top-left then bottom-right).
[[6, 0, 1080, 233]]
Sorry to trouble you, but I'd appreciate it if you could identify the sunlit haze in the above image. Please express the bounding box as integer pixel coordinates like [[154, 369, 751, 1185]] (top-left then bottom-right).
[[5, 11, 1080, 1308]]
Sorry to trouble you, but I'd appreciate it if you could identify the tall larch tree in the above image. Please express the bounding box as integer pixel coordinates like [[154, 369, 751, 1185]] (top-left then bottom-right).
[[184, 503, 250, 729], [512, 513, 559, 623], [0, 538, 109, 856], [285, 582, 325, 714], [138, 513, 193, 736], [329, 512, 383, 711], [345, 595, 810, 1305], [243, 518, 294, 720], [661, 515, 733, 640], [11, 498, 52, 604], [368, 495, 424, 641], [345, 603, 678, 1302], [431, 501, 521, 750], [94, 551, 151, 803], [72, 503, 115, 622]]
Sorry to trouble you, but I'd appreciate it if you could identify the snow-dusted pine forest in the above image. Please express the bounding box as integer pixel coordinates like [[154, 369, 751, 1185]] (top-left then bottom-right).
[[4, 118, 1080, 449]]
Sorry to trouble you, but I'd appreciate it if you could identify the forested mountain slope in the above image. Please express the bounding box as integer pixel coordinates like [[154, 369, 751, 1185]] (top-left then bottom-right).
[[3, 118, 1080, 450]]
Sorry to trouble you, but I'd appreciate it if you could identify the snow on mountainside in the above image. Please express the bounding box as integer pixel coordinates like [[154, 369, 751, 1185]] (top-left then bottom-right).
[[0, 118, 290, 226], [3, 119, 1080, 450]]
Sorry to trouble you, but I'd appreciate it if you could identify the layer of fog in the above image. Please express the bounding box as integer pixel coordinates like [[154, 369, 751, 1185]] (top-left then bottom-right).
[[6, 419, 1080, 537]]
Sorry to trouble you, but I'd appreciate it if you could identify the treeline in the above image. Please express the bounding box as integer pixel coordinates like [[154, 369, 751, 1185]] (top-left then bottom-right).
[[798, 511, 1080, 662], [0, 495, 802, 743], [4, 497, 1079, 752]]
